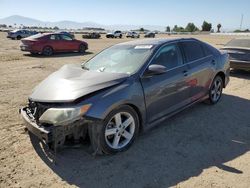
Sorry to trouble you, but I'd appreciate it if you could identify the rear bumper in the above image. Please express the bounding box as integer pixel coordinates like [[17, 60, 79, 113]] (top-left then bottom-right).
[[230, 60, 250, 70], [20, 107, 53, 143]]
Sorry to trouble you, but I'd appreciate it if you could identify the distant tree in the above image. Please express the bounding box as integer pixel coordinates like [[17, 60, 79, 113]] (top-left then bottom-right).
[[185, 23, 199, 32], [139, 28, 144, 32], [201, 21, 212, 31], [166, 26, 171, 32], [0, 24, 7, 28], [217, 23, 222, 32], [172, 25, 185, 32], [53, 26, 59, 30]]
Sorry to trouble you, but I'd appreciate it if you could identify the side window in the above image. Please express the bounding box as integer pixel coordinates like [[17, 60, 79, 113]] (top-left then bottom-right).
[[50, 35, 56, 40], [202, 43, 213, 56], [151, 44, 183, 69], [50, 34, 62, 40], [182, 41, 205, 62], [61, 35, 72, 41]]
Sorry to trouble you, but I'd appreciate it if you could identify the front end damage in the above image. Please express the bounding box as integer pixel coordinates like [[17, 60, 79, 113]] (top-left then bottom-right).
[[19, 100, 98, 149]]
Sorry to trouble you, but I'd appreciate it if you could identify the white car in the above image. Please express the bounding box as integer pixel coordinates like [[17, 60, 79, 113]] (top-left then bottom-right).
[[126, 31, 140, 38], [106, 30, 122, 38]]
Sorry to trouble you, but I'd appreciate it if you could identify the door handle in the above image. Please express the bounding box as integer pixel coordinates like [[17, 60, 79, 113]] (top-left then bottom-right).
[[183, 70, 188, 76], [211, 59, 216, 65]]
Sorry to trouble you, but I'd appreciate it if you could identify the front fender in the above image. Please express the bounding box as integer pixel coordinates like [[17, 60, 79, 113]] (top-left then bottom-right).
[[84, 80, 146, 125]]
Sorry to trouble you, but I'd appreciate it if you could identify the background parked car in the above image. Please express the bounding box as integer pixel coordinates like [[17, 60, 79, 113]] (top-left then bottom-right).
[[144, 32, 155, 38], [20, 33, 88, 56], [126, 31, 140, 38], [221, 38, 250, 71], [7, 29, 38, 40], [82, 32, 101, 39], [106, 30, 122, 38]]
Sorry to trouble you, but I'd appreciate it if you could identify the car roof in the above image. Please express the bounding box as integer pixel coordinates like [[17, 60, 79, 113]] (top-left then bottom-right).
[[115, 38, 198, 47]]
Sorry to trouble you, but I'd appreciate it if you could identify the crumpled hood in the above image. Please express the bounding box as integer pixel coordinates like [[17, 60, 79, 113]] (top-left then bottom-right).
[[29, 64, 129, 103]]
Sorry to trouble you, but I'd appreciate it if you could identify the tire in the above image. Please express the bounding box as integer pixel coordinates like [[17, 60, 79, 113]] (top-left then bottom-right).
[[119, 34, 122, 38], [42, 46, 53, 56], [88, 105, 139, 155], [79, 44, 86, 54], [16, 35, 21, 40], [205, 76, 223, 104]]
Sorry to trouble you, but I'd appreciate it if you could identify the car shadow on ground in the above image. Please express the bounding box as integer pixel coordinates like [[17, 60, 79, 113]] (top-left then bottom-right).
[[29, 94, 250, 188], [23, 51, 93, 58], [230, 69, 250, 80]]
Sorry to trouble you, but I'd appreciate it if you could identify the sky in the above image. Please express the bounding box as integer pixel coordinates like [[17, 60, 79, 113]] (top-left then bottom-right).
[[0, 0, 250, 30]]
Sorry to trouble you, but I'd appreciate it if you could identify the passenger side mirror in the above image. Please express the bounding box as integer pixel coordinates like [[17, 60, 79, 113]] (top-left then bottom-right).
[[144, 64, 167, 76]]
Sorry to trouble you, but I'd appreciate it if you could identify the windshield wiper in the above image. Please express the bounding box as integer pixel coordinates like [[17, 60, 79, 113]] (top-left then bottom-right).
[[81, 64, 89, 70]]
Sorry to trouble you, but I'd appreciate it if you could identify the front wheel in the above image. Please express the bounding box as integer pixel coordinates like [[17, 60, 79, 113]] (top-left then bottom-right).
[[88, 105, 139, 155], [79, 44, 86, 54], [206, 76, 223, 104]]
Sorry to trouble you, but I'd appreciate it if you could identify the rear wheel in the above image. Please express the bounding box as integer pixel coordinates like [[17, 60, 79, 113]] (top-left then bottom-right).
[[206, 76, 223, 104], [79, 44, 86, 54], [88, 105, 139, 155], [42, 46, 53, 56], [16, 35, 21, 40]]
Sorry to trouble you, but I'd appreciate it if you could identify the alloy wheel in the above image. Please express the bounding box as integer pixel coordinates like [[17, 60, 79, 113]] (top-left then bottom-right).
[[105, 112, 135, 149], [211, 78, 222, 102]]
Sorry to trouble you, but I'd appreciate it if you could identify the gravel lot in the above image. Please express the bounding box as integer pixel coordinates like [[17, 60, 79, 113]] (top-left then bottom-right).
[[0, 32, 250, 188]]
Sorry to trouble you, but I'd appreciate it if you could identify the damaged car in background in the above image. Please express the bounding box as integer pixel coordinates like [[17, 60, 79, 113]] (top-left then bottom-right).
[[20, 38, 230, 155], [221, 38, 250, 70]]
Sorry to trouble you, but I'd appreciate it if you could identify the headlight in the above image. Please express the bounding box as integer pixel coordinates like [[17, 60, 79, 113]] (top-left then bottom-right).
[[39, 104, 91, 126]]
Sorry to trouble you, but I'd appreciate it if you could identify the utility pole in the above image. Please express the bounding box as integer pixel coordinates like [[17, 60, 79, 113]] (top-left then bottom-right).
[[240, 14, 244, 30]]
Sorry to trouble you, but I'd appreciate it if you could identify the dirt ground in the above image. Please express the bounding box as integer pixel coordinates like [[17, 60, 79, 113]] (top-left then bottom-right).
[[0, 32, 250, 188]]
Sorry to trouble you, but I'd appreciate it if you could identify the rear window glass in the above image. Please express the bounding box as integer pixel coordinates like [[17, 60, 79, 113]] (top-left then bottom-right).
[[226, 39, 250, 48], [182, 41, 205, 62]]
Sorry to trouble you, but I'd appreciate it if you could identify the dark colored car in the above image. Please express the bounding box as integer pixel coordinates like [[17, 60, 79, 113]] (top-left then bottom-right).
[[221, 38, 250, 70], [20, 38, 230, 155], [82, 32, 101, 39], [144, 32, 155, 38], [7, 29, 38, 40], [20, 33, 88, 56]]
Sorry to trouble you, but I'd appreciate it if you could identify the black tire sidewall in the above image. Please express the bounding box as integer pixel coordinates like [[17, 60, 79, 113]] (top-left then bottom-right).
[[79, 44, 86, 53], [100, 105, 139, 154], [42, 46, 53, 56]]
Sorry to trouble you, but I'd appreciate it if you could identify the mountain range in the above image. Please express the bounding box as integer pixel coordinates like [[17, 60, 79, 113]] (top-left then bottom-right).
[[0, 15, 166, 31]]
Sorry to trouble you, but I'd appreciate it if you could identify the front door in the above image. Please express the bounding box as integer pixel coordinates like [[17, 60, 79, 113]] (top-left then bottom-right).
[[140, 43, 191, 123]]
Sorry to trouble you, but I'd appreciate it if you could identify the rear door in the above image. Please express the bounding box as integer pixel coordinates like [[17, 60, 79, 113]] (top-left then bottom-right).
[[180, 40, 215, 101], [47, 34, 64, 52], [60, 34, 78, 51], [140, 43, 192, 123]]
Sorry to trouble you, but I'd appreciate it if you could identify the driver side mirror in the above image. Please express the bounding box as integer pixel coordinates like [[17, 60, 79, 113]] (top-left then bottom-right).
[[144, 64, 167, 77]]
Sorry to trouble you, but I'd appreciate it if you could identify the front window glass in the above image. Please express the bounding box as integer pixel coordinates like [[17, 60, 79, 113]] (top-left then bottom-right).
[[151, 44, 183, 69], [83, 45, 154, 74]]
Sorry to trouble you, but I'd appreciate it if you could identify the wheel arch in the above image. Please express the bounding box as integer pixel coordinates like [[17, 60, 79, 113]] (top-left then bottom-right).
[[215, 71, 226, 88], [123, 103, 144, 132]]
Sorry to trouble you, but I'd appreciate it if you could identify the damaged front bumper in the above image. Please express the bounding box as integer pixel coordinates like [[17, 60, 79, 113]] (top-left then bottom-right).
[[20, 107, 53, 143], [19, 106, 97, 147]]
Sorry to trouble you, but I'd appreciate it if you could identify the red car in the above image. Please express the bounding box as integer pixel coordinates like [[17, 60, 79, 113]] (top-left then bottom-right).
[[20, 33, 88, 56]]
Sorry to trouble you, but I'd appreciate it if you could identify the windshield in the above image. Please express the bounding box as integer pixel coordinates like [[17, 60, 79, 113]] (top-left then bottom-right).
[[83, 44, 154, 74]]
